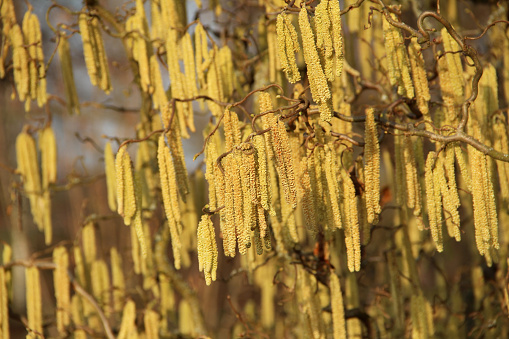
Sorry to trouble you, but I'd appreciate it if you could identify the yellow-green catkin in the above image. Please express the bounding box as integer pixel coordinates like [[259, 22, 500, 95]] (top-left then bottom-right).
[[443, 146, 461, 241], [110, 247, 125, 312], [117, 300, 137, 339], [276, 12, 301, 83], [58, 34, 80, 115], [22, 9, 46, 109], [272, 118, 297, 208], [157, 135, 182, 269], [299, 7, 332, 122], [470, 143, 499, 260], [79, 11, 111, 93], [330, 272, 347, 339], [403, 136, 422, 217], [53, 246, 70, 334], [104, 142, 117, 212], [408, 37, 430, 115], [441, 27, 464, 105], [0, 267, 8, 339], [197, 215, 218, 285], [315, 0, 344, 81], [424, 152, 443, 252], [364, 108, 381, 224], [342, 166, 361, 272], [39, 126, 57, 190], [16, 131, 44, 230], [116, 145, 137, 226], [25, 266, 42, 337], [382, 14, 414, 98], [10, 24, 30, 102]]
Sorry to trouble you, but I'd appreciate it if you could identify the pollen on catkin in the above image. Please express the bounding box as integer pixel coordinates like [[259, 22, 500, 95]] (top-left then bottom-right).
[[10, 24, 30, 102], [364, 108, 381, 224], [53, 246, 70, 334], [115, 145, 137, 225], [330, 272, 347, 339], [272, 117, 297, 208], [324, 144, 342, 229], [197, 215, 218, 285], [276, 12, 301, 83], [299, 7, 332, 121], [424, 152, 443, 252], [25, 266, 42, 337], [58, 35, 80, 115], [408, 37, 430, 115]]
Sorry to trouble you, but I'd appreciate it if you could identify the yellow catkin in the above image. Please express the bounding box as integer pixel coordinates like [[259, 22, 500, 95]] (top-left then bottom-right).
[[272, 118, 297, 208], [324, 144, 342, 229], [223, 108, 241, 151], [91, 259, 111, 315], [70, 296, 86, 339], [197, 215, 218, 285], [342, 167, 361, 272], [132, 172, 148, 260], [16, 131, 43, 230], [157, 136, 182, 269], [276, 12, 301, 83], [425, 152, 443, 252], [403, 136, 422, 217], [58, 34, 80, 114], [53, 246, 70, 334], [10, 24, 30, 101], [24, 10, 46, 107], [144, 309, 160, 339], [299, 7, 332, 121], [73, 247, 86, 289], [441, 27, 464, 103], [408, 37, 430, 115], [382, 14, 414, 98], [151, 55, 167, 110], [315, 0, 343, 81], [254, 135, 271, 212], [0, 268, 8, 339], [39, 126, 57, 190], [117, 300, 137, 339], [21, 11, 38, 104], [364, 108, 381, 224], [116, 146, 137, 225], [221, 155, 237, 257], [204, 141, 218, 210], [82, 221, 97, 267], [133, 0, 152, 94], [167, 123, 190, 198], [110, 247, 125, 312], [231, 153, 248, 255], [25, 266, 42, 337], [330, 272, 347, 339], [104, 142, 117, 212], [443, 147, 461, 241]]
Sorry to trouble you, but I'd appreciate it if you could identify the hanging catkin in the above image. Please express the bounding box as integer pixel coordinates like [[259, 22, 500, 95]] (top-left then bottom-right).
[[0, 268, 8, 339], [115, 145, 137, 225], [408, 37, 430, 115], [53, 246, 70, 334], [104, 142, 117, 212], [330, 272, 347, 339], [58, 35, 80, 115], [10, 24, 30, 102], [197, 215, 218, 285], [39, 126, 57, 190], [272, 118, 297, 208], [276, 12, 301, 83], [364, 108, 381, 224], [110, 247, 125, 313], [25, 266, 42, 337], [299, 7, 332, 122], [424, 152, 443, 252]]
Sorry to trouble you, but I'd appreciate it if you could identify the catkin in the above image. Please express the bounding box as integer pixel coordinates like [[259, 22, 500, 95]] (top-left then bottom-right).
[[91, 259, 111, 314], [0, 268, 8, 339], [299, 7, 332, 122], [16, 131, 43, 227], [330, 272, 347, 339], [342, 167, 361, 272], [425, 152, 443, 252], [151, 55, 167, 110], [104, 142, 117, 212], [10, 24, 30, 102], [117, 300, 137, 339], [382, 14, 414, 98], [58, 35, 80, 114], [441, 28, 464, 104], [315, 0, 343, 81], [25, 266, 42, 337], [39, 126, 57, 190], [493, 115, 509, 201], [79, 11, 111, 93], [408, 37, 430, 114], [144, 309, 160, 339], [197, 215, 218, 285], [364, 108, 381, 224], [82, 221, 97, 265], [110, 247, 125, 312], [272, 118, 297, 208], [53, 246, 70, 334], [157, 135, 182, 268], [324, 144, 342, 229], [276, 12, 301, 83], [116, 145, 137, 225]]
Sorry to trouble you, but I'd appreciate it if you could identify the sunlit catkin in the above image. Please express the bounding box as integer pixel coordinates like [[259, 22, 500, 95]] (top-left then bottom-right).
[[330, 272, 347, 339], [116, 145, 137, 225], [408, 37, 430, 115], [10, 24, 30, 102], [364, 108, 381, 224], [53, 246, 70, 334], [25, 266, 42, 337], [0, 268, 8, 339], [299, 7, 332, 121], [157, 135, 182, 268], [91, 259, 111, 315], [276, 12, 301, 83], [197, 215, 218, 285], [144, 309, 159, 339], [38, 126, 57, 190], [493, 115, 509, 201], [441, 28, 464, 103], [272, 118, 297, 208], [324, 144, 342, 229], [117, 300, 137, 339], [82, 221, 97, 266], [58, 35, 80, 114], [22, 10, 46, 108], [425, 152, 443, 252], [16, 131, 43, 229], [342, 167, 361, 272], [104, 142, 117, 212], [315, 0, 344, 81], [110, 247, 125, 312]]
